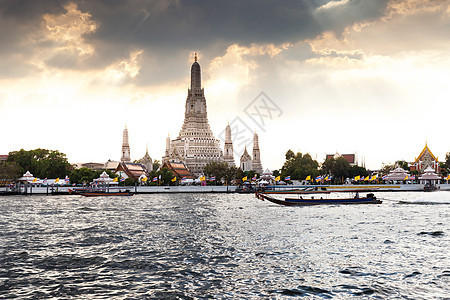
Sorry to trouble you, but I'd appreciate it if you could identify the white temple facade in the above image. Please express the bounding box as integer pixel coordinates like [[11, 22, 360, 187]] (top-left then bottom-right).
[[121, 125, 131, 162], [163, 55, 223, 175], [240, 147, 252, 171], [223, 123, 235, 167], [252, 132, 263, 174]]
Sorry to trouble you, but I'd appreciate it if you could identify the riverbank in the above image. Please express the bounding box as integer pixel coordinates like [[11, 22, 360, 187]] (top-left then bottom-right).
[[1, 183, 450, 195]]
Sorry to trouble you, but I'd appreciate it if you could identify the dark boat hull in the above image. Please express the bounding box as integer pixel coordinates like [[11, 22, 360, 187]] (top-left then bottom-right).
[[69, 189, 134, 197], [256, 192, 382, 206]]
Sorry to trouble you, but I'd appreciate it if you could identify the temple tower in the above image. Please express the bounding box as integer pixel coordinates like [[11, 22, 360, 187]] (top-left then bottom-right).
[[121, 125, 131, 162], [252, 132, 263, 174], [240, 146, 252, 171], [223, 123, 235, 167], [163, 54, 223, 175]]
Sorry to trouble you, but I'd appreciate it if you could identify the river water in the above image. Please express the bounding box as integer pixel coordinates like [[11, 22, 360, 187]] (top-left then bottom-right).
[[0, 192, 449, 299]]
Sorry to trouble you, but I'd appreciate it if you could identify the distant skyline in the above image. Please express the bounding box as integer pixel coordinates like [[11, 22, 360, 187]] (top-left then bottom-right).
[[1, 0, 450, 170]]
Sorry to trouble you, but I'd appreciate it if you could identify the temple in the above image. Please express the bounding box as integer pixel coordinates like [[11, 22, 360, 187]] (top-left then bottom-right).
[[410, 143, 440, 173], [239, 132, 264, 173], [223, 123, 235, 167], [121, 125, 131, 162], [163, 55, 224, 175]]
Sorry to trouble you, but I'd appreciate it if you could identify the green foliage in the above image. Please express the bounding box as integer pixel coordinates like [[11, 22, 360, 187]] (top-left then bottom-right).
[[69, 168, 97, 184], [153, 160, 161, 171], [396, 160, 409, 171], [69, 168, 117, 185], [7, 148, 73, 179], [379, 163, 394, 176], [349, 165, 369, 178], [124, 177, 137, 186], [280, 150, 319, 180], [203, 161, 237, 185], [0, 161, 22, 181], [272, 169, 280, 177]]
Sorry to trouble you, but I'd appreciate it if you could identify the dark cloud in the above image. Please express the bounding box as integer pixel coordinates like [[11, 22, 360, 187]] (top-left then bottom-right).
[[0, 0, 390, 84]]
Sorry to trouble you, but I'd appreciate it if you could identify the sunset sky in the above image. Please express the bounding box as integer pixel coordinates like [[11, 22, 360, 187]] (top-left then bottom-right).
[[1, 0, 449, 171]]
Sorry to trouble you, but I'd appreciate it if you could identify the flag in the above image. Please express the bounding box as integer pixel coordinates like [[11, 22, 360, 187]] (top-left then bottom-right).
[[242, 176, 248, 181], [364, 176, 369, 181], [370, 175, 377, 181], [382, 175, 388, 180], [171, 177, 177, 182], [252, 175, 256, 181], [113, 177, 118, 182], [354, 175, 361, 181], [55, 178, 59, 183], [326, 176, 331, 181], [305, 175, 311, 181], [315, 175, 322, 182], [181, 176, 187, 181], [275, 176, 280, 181], [446, 175, 450, 180], [210, 176, 215, 181], [65, 177, 69, 183], [32, 178, 37, 183], [200, 176, 206, 181], [120, 177, 125, 182], [404, 175, 408, 180], [285, 176, 291, 181], [142, 176, 147, 182], [153, 177, 158, 182], [43, 178, 47, 183], [410, 175, 416, 180]]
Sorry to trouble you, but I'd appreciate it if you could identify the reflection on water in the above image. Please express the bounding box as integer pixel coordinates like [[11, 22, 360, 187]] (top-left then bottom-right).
[[0, 192, 449, 298]]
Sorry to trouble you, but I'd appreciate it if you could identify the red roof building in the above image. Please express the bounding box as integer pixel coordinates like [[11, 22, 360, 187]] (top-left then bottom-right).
[[410, 143, 440, 173], [162, 161, 195, 179]]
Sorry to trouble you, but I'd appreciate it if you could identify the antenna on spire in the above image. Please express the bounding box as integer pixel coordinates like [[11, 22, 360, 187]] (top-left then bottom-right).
[[194, 52, 197, 62]]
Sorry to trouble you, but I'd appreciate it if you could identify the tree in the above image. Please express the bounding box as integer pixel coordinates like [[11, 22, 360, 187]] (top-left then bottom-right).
[[396, 160, 409, 171], [204, 161, 237, 185], [69, 168, 117, 185], [379, 163, 394, 176], [69, 168, 97, 185], [153, 160, 161, 171], [280, 150, 319, 180], [7, 149, 73, 178], [0, 161, 22, 182], [349, 165, 368, 178], [332, 156, 351, 183]]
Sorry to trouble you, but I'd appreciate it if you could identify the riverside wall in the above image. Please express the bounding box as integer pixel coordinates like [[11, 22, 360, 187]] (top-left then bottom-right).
[[1, 183, 450, 195]]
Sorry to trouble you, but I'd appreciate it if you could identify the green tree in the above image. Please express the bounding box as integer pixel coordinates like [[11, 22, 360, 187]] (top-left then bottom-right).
[[7, 149, 72, 178], [332, 156, 351, 184], [349, 165, 368, 178], [153, 160, 161, 171], [280, 150, 319, 181], [203, 161, 230, 185], [0, 161, 22, 182], [69, 168, 97, 185], [396, 160, 409, 171], [379, 163, 395, 176]]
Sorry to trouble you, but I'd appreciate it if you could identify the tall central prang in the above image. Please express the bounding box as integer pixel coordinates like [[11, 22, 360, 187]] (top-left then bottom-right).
[[163, 54, 223, 175]]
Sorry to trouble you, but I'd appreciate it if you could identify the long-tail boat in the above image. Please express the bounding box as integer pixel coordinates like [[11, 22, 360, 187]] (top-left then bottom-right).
[[69, 188, 134, 197], [255, 191, 381, 206]]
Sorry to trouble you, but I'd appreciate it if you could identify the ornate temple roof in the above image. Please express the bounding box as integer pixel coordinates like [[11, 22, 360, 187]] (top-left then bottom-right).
[[415, 143, 438, 163]]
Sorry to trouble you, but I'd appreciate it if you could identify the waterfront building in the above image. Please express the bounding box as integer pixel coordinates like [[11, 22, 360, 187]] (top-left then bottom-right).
[[325, 153, 357, 166], [418, 166, 441, 184], [410, 143, 440, 173], [240, 146, 253, 171], [93, 171, 118, 185], [136, 146, 153, 172], [162, 161, 195, 179], [223, 123, 235, 167], [105, 160, 120, 172], [121, 126, 131, 162], [163, 54, 223, 175], [383, 167, 410, 182], [252, 132, 263, 174], [115, 162, 147, 180]]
